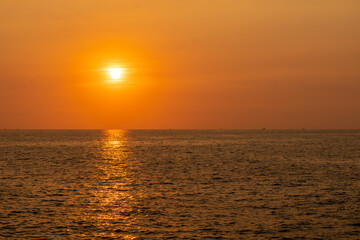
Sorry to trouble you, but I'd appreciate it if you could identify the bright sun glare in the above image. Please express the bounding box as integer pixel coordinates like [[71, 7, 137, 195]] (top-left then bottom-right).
[[107, 67, 124, 80]]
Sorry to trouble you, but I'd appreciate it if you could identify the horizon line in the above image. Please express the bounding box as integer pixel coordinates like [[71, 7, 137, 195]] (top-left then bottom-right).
[[1, 128, 359, 131]]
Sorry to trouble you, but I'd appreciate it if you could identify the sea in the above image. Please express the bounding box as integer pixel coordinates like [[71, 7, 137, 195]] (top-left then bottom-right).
[[0, 130, 359, 239]]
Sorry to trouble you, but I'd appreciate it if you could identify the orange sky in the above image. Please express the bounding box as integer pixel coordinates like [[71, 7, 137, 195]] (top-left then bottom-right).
[[1, 0, 359, 129]]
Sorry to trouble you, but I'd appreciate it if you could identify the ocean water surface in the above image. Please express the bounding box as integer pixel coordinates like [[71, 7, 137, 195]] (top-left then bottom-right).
[[0, 130, 359, 239]]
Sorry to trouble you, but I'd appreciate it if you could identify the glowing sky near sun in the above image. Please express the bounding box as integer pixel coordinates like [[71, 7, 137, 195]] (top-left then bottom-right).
[[0, 0, 359, 129]]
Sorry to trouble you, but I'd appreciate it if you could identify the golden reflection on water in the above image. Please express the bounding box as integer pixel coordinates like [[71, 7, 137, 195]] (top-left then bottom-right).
[[90, 129, 138, 239]]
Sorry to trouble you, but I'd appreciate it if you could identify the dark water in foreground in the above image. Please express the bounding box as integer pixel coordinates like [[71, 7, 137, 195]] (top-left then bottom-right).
[[0, 130, 359, 239]]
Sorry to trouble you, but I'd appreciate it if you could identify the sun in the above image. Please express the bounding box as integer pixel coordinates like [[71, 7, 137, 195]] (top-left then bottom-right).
[[107, 67, 124, 80]]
